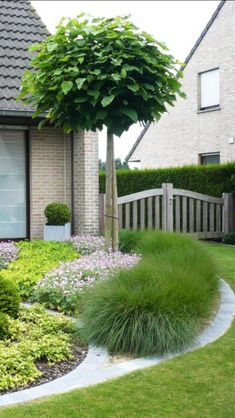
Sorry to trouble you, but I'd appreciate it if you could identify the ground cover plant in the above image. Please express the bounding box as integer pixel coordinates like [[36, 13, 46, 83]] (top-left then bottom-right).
[[0, 304, 79, 392], [81, 231, 219, 356], [32, 250, 140, 315], [0, 240, 78, 298], [0, 241, 19, 270], [1, 242, 234, 418]]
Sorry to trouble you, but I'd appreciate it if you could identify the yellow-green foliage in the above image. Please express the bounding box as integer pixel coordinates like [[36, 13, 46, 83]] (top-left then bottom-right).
[[1, 241, 78, 298], [0, 305, 77, 392]]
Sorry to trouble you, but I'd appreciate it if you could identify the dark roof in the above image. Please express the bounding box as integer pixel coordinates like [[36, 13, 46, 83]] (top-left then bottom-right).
[[126, 0, 225, 162], [0, 0, 49, 112]]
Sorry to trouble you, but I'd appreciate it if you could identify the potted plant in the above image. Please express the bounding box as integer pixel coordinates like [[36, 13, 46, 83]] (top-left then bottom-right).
[[44, 202, 71, 241]]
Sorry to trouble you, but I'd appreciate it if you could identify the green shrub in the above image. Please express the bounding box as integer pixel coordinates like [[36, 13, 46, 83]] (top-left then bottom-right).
[[224, 232, 235, 245], [119, 229, 143, 254], [99, 162, 235, 197], [44, 202, 71, 225], [81, 231, 219, 356], [0, 275, 20, 318], [0, 305, 80, 391], [0, 312, 10, 340], [1, 240, 78, 298]]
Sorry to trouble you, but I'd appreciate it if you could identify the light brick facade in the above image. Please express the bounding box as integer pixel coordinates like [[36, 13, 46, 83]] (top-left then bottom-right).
[[30, 127, 99, 239], [129, 1, 235, 169]]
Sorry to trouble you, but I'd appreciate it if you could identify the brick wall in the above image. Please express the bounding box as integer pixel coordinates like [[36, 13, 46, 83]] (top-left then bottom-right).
[[130, 1, 235, 168], [73, 130, 99, 235], [30, 127, 72, 239]]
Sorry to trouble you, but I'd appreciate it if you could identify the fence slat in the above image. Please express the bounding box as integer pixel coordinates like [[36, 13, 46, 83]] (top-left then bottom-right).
[[140, 199, 145, 230], [203, 202, 208, 232], [189, 198, 194, 233], [118, 204, 123, 229], [196, 200, 201, 232], [209, 203, 215, 232], [182, 196, 187, 232], [175, 195, 180, 232], [147, 197, 153, 229], [216, 204, 221, 232], [133, 201, 138, 230], [155, 196, 160, 229], [125, 203, 130, 230]]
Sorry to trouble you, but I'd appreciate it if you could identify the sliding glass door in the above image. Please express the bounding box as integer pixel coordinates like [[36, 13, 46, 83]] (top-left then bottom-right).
[[0, 130, 28, 239]]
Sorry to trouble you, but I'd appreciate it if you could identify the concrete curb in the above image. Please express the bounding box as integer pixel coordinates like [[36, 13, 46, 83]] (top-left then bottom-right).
[[1, 279, 235, 407]]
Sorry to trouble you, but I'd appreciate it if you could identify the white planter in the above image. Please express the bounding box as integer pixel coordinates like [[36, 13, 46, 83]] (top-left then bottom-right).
[[44, 223, 71, 241]]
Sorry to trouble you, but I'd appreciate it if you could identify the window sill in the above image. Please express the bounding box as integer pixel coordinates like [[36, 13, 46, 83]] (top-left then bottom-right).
[[197, 106, 221, 114]]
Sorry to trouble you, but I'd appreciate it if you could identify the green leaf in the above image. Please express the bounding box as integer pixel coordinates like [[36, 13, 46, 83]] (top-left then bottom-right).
[[38, 119, 47, 129], [120, 107, 138, 123], [61, 81, 73, 95], [95, 110, 107, 121], [47, 42, 58, 52], [88, 90, 100, 100], [75, 78, 86, 90], [78, 57, 84, 64], [101, 95, 115, 107], [127, 84, 139, 93]]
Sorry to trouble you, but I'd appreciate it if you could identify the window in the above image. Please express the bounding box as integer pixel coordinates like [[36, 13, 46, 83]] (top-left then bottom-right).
[[199, 68, 220, 110], [0, 130, 27, 239], [199, 152, 220, 165]]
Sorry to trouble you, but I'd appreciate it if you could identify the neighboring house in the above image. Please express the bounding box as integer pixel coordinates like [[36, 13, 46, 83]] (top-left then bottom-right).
[[126, 0, 235, 169], [0, 1, 99, 240]]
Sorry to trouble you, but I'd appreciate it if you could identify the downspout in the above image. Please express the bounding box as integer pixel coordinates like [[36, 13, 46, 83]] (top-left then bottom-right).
[[71, 131, 75, 235]]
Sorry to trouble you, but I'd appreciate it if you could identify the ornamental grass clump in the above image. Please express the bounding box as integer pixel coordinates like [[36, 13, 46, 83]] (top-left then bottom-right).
[[81, 231, 219, 356]]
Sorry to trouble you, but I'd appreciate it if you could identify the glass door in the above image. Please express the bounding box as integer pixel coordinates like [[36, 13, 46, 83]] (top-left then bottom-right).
[[0, 130, 27, 239]]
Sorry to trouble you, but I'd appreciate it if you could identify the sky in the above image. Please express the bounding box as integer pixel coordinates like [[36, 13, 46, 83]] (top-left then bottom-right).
[[31, 0, 220, 162]]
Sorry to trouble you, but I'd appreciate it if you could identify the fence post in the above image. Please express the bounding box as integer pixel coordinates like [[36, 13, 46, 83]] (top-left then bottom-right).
[[162, 183, 173, 232], [223, 193, 234, 235], [99, 193, 105, 234]]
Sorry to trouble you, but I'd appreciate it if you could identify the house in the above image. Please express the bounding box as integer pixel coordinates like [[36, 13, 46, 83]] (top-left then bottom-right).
[[126, 0, 235, 169], [0, 0, 99, 240]]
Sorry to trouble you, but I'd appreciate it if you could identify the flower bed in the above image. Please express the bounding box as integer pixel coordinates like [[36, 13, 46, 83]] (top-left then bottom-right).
[[0, 304, 86, 393], [32, 250, 141, 315], [0, 241, 19, 269]]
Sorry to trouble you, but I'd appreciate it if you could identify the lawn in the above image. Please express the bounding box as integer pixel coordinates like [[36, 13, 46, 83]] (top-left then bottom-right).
[[1, 242, 235, 418]]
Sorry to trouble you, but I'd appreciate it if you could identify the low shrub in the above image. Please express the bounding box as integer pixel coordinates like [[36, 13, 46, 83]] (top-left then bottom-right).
[[0, 275, 20, 318], [223, 232, 235, 245], [1, 240, 78, 298], [0, 305, 78, 392], [81, 231, 219, 356], [0, 312, 10, 340], [32, 251, 140, 315], [45, 202, 71, 226]]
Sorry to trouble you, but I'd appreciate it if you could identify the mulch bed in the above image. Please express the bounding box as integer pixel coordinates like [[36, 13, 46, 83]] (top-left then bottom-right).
[[1, 343, 88, 395]]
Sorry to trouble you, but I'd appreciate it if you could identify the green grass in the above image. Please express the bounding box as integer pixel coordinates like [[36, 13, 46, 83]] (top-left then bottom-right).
[[1, 242, 235, 418], [81, 231, 219, 355]]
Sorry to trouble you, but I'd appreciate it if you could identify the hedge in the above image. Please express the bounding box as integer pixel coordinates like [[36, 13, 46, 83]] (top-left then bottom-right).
[[99, 162, 235, 197]]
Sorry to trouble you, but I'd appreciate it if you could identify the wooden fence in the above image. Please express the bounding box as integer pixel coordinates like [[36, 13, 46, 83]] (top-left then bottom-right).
[[99, 183, 235, 239]]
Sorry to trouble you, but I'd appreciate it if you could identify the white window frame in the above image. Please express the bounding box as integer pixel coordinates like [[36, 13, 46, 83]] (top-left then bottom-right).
[[199, 68, 220, 111]]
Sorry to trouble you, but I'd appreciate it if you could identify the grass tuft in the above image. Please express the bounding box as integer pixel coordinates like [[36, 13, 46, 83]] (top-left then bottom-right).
[[81, 231, 219, 356]]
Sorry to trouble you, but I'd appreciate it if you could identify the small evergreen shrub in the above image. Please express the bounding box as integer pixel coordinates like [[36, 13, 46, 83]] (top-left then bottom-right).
[[0, 312, 10, 340], [44, 202, 71, 226], [224, 232, 235, 245], [81, 231, 219, 356], [0, 275, 20, 318]]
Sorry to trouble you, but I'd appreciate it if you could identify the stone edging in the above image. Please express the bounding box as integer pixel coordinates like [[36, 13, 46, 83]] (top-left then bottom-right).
[[1, 279, 235, 407]]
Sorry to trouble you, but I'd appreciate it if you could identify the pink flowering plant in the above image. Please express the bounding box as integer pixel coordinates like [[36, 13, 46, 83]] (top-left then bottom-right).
[[69, 235, 108, 255], [0, 242, 19, 270], [32, 250, 141, 315]]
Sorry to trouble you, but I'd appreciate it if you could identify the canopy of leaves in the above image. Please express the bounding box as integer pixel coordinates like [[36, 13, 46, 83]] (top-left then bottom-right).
[[99, 158, 130, 171], [19, 14, 185, 136]]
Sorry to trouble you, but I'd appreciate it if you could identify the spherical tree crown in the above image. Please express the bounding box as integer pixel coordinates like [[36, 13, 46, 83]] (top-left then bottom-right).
[[20, 14, 185, 136]]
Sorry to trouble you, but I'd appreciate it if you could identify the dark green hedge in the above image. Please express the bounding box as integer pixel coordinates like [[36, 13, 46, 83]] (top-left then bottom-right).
[[99, 162, 235, 197]]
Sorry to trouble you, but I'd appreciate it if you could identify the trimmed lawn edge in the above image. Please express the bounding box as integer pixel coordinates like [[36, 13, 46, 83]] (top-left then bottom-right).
[[0, 279, 234, 408]]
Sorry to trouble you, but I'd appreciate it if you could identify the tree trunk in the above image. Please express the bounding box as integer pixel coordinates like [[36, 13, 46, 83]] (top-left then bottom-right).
[[105, 131, 119, 251]]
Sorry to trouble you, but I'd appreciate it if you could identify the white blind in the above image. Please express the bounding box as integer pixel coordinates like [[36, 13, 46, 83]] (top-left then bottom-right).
[[0, 131, 27, 239], [200, 69, 220, 109]]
